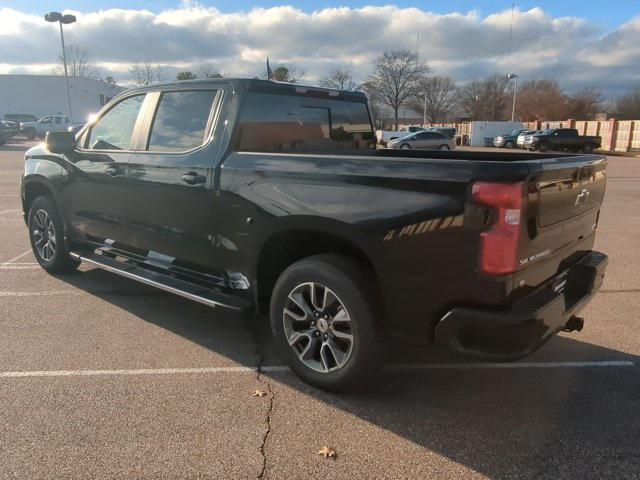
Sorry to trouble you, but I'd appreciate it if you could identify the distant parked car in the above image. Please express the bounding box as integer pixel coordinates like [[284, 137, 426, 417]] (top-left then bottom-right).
[[517, 130, 540, 148], [0, 121, 15, 145], [425, 126, 457, 138], [387, 131, 456, 150], [376, 126, 425, 146], [21, 114, 71, 140], [524, 128, 602, 153], [68, 124, 85, 135], [4, 114, 38, 125], [493, 128, 531, 148]]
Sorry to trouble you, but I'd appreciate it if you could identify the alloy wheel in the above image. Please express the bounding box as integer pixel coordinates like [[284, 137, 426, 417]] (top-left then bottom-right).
[[32, 209, 56, 262], [282, 282, 354, 373]]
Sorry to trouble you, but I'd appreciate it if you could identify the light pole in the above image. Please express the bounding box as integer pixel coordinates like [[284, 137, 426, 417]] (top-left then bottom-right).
[[45, 11, 77, 120], [508, 73, 518, 122], [421, 92, 427, 126]]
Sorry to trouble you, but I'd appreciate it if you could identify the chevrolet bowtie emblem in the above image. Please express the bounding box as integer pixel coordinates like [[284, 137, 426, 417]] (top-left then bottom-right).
[[574, 188, 591, 207]]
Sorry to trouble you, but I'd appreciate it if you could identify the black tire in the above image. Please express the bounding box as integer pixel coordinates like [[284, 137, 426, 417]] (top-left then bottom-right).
[[538, 143, 549, 152], [25, 129, 36, 140], [269, 254, 380, 392], [439, 144, 450, 151], [400, 143, 411, 150], [28, 196, 79, 274], [505, 141, 514, 149], [582, 143, 594, 153]]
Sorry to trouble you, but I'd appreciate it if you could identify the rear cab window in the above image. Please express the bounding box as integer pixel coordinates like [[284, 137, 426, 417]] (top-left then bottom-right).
[[235, 92, 374, 152]]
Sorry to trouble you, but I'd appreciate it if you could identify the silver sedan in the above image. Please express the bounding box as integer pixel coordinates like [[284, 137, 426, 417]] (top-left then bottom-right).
[[387, 131, 456, 150]]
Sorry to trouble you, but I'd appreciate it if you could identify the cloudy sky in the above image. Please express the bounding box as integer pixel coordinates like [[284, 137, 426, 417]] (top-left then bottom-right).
[[0, 1, 639, 98]]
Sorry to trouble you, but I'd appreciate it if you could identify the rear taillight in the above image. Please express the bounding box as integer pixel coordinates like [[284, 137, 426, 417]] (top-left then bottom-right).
[[472, 181, 525, 275]]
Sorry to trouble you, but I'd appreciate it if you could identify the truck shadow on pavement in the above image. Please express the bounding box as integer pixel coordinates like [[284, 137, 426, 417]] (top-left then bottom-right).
[[58, 268, 640, 479]]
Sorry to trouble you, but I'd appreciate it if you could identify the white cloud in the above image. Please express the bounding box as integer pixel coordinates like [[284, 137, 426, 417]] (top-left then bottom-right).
[[0, 5, 638, 96]]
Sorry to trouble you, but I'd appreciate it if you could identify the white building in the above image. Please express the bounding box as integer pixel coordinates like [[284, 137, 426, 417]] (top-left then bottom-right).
[[0, 74, 125, 123]]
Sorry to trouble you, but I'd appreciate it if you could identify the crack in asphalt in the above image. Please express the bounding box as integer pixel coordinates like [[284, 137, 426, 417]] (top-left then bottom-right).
[[247, 315, 275, 480]]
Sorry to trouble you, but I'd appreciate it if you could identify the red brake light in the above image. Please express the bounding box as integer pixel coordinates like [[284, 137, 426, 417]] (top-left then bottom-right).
[[472, 182, 525, 275]]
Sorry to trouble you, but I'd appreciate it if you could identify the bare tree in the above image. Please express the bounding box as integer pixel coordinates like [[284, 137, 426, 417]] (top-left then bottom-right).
[[408, 76, 457, 124], [129, 60, 164, 86], [271, 65, 304, 83], [615, 86, 640, 120], [198, 63, 223, 78], [320, 68, 359, 91], [567, 86, 603, 119], [458, 74, 512, 121], [54, 44, 100, 79], [360, 80, 385, 129], [514, 79, 568, 121], [366, 50, 430, 130]]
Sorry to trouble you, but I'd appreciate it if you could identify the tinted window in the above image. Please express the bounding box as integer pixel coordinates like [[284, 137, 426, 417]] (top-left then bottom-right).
[[147, 90, 218, 152], [236, 92, 373, 152], [55, 117, 62, 124], [87, 94, 145, 150]]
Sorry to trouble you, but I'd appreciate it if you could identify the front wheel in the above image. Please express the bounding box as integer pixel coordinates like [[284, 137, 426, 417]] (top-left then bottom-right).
[[505, 141, 514, 149], [25, 129, 36, 140], [538, 143, 549, 152], [439, 144, 450, 151], [28, 196, 79, 274], [269, 254, 380, 391], [582, 143, 594, 153]]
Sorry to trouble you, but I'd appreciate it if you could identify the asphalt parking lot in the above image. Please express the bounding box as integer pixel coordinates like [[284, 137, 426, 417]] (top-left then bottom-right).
[[1, 139, 639, 479]]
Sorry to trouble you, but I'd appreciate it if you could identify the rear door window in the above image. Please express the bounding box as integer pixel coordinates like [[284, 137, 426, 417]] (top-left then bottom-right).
[[147, 90, 218, 152]]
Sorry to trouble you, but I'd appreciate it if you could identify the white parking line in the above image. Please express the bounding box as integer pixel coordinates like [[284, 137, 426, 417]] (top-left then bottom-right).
[[0, 361, 634, 379], [2, 249, 33, 265], [0, 265, 41, 270], [0, 291, 81, 296]]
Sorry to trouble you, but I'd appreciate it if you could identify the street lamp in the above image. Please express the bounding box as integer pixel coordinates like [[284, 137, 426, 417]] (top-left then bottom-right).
[[419, 92, 427, 126], [45, 11, 77, 120], [508, 73, 518, 122]]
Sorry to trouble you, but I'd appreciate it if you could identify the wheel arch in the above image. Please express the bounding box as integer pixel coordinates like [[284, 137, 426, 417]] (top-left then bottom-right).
[[255, 228, 382, 316]]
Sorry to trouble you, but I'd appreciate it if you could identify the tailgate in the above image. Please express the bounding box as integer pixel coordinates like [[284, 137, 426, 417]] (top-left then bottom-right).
[[515, 155, 606, 284], [537, 156, 606, 227]]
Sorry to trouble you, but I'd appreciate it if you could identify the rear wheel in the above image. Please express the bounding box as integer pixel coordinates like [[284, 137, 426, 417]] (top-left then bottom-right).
[[400, 143, 411, 150], [439, 144, 450, 151], [269, 254, 380, 391], [505, 141, 514, 149], [28, 196, 79, 274]]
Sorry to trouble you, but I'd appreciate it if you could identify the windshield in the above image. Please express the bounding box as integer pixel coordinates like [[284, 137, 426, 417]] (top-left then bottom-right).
[[509, 129, 522, 136]]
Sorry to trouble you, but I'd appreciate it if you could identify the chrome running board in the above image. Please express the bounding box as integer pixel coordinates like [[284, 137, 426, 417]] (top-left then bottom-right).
[[70, 251, 250, 312]]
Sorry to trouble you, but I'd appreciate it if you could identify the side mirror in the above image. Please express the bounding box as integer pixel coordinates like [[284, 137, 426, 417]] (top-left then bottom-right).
[[45, 131, 76, 154]]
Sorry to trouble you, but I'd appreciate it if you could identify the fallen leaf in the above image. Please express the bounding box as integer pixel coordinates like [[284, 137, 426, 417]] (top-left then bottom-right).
[[252, 389, 267, 397], [317, 446, 337, 459]]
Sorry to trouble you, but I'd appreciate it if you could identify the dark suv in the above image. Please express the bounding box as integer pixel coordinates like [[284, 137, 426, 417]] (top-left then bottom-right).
[[21, 79, 608, 390]]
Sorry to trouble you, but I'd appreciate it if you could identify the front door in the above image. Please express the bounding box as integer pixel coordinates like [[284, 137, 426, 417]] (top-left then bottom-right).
[[120, 88, 223, 275], [61, 93, 148, 246]]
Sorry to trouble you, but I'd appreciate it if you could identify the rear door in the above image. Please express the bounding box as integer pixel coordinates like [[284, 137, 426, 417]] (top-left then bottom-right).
[[122, 87, 224, 274]]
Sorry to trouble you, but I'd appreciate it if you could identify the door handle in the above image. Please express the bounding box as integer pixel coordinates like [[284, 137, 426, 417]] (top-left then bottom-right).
[[181, 172, 206, 185], [105, 166, 124, 177]]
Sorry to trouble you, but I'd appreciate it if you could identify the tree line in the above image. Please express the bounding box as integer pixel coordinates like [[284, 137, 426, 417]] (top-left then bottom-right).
[[55, 44, 640, 126]]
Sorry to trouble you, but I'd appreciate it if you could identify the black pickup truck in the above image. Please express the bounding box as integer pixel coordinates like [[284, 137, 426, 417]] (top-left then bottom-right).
[[525, 128, 602, 153], [20, 79, 607, 390]]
